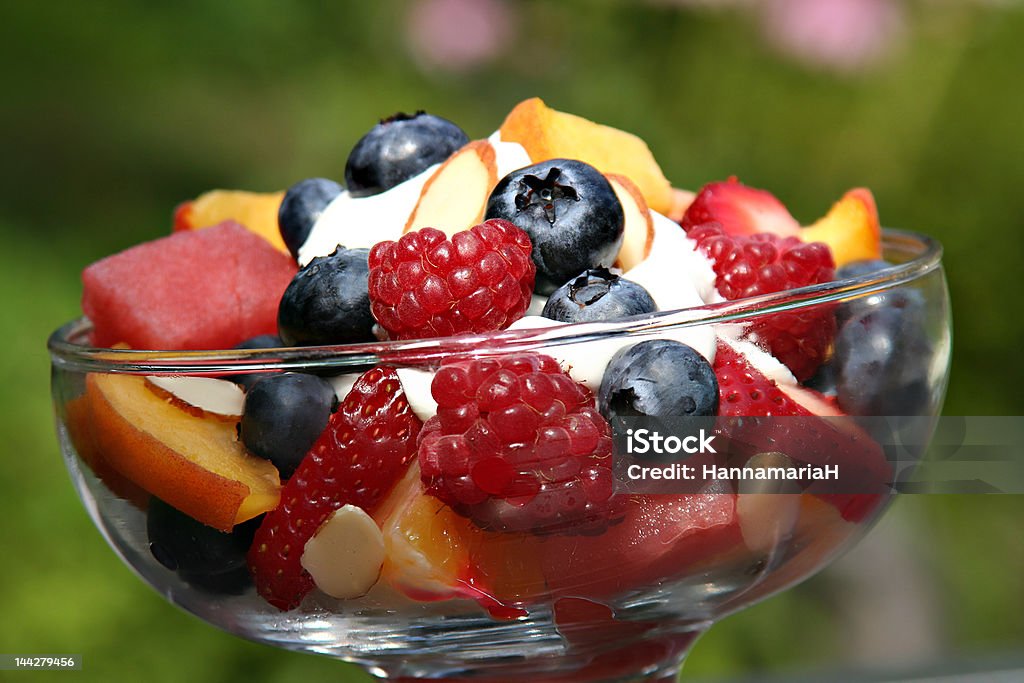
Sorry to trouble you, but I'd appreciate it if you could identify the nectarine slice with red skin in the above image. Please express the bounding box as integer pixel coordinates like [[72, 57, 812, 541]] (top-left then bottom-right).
[[85, 373, 281, 531]]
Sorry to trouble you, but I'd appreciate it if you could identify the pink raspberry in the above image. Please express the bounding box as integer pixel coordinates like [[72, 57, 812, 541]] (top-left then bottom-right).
[[367, 219, 535, 340], [690, 222, 836, 381], [418, 353, 622, 534]]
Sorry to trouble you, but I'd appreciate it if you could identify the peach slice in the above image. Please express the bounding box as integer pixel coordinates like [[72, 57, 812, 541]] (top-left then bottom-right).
[[403, 140, 498, 237], [499, 98, 673, 215], [174, 189, 288, 254], [64, 395, 149, 508], [802, 188, 882, 267], [85, 373, 281, 531], [374, 465, 546, 607], [607, 174, 654, 271], [374, 465, 474, 601]]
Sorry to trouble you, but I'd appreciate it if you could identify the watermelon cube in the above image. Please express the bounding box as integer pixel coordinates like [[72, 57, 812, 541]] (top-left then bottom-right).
[[82, 221, 297, 350], [536, 492, 741, 600]]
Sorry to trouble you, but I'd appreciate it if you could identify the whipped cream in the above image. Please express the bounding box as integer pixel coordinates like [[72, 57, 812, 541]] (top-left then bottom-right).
[[298, 167, 436, 266], [507, 316, 717, 391], [395, 367, 438, 423], [624, 211, 719, 308], [719, 336, 797, 386], [298, 134, 533, 266]]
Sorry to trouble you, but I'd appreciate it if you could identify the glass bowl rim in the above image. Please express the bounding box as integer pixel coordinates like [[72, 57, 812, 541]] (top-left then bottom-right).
[[48, 228, 942, 376]]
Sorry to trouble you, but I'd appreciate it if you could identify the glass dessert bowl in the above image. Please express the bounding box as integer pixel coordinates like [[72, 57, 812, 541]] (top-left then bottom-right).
[[49, 228, 949, 683]]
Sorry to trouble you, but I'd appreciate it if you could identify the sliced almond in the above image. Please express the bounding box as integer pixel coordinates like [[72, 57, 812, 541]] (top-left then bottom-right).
[[301, 504, 386, 600], [607, 173, 654, 271], [737, 452, 801, 555], [403, 140, 498, 237], [145, 376, 245, 418]]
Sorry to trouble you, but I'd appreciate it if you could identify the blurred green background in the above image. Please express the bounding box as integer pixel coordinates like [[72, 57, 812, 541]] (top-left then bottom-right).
[[3, 0, 1023, 681]]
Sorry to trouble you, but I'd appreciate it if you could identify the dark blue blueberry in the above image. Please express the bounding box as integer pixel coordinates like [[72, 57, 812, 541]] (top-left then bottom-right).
[[236, 335, 282, 350], [240, 372, 336, 478], [277, 247, 374, 346], [278, 178, 343, 260], [229, 334, 284, 390], [598, 340, 718, 420], [804, 360, 837, 397], [344, 111, 469, 197], [485, 159, 624, 294], [147, 497, 260, 576], [836, 259, 892, 280], [835, 259, 926, 325], [179, 565, 253, 595], [542, 269, 656, 323], [835, 303, 934, 416]]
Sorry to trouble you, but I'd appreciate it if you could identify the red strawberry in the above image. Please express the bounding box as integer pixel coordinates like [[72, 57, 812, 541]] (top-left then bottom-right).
[[714, 341, 891, 522], [247, 367, 422, 610], [681, 177, 801, 238], [418, 353, 623, 534], [367, 219, 535, 340], [691, 222, 836, 380]]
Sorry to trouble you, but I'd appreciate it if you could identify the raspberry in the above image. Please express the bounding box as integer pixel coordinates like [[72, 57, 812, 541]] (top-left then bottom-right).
[[247, 367, 422, 610], [690, 222, 836, 381], [418, 353, 622, 534], [367, 220, 535, 340]]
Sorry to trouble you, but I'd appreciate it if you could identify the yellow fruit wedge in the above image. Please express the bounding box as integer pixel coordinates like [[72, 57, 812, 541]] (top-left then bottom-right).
[[86, 373, 281, 530], [174, 189, 287, 254], [500, 98, 673, 215], [802, 188, 882, 267]]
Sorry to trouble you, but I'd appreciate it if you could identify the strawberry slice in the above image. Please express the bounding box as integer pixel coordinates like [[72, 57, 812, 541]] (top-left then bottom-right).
[[690, 222, 836, 381], [681, 177, 801, 238], [248, 367, 422, 610], [714, 341, 892, 522]]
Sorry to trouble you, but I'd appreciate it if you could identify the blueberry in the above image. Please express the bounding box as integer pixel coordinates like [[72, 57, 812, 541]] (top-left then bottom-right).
[[230, 334, 284, 391], [599, 340, 718, 420], [278, 178, 343, 260], [236, 334, 282, 350], [836, 259, 892, 280], [277, 247, 374, 346], [345, 111, 469, 197], [835, 302, 933, 416], [542, 269, 656, 323], [835, 259, 925, 325], [485, 159, 625, 294], [147, 497, 259, 576], [179, 565, 253, 595], [804, 360, 837, 397], [240, 372, 336, 478]]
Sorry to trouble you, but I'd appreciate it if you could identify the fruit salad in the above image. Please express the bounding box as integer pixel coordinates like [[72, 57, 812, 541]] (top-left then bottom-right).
[[62, 98, 936, 634]]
